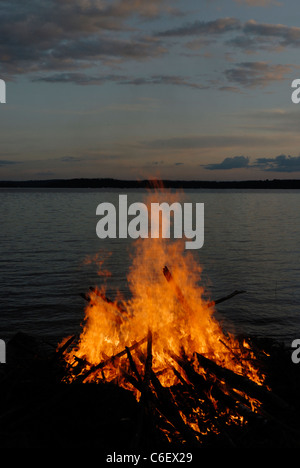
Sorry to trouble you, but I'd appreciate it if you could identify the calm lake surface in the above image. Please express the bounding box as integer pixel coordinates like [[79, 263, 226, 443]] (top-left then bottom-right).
[[0, 188, 299, 346]]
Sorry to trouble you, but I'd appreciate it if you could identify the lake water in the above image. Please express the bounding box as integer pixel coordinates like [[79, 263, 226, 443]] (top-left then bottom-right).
[[0, 188, 299, 346]]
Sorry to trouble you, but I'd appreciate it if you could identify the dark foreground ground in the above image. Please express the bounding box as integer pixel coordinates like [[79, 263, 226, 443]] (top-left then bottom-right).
[[0, 331, 300, 451]]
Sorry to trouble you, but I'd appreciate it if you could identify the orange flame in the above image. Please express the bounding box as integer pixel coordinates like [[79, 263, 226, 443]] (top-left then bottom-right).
[[61, 188, 264, 406]]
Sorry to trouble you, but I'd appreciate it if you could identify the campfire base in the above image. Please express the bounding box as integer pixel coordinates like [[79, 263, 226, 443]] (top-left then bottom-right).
[[0, 331, 300, 449]]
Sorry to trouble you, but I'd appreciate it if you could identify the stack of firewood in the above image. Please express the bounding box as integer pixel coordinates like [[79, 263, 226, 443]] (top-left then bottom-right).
[[58, 265, 299, 448]]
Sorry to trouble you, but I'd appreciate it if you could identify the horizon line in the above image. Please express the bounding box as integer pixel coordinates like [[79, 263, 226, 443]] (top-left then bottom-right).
[[1, 177, 300, 189]]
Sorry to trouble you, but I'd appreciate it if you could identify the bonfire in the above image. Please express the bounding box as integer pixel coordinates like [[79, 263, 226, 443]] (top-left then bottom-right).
[[57, 189, 288, 447]]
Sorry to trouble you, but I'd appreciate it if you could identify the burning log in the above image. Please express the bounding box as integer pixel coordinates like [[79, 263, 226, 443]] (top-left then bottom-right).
[[123, 368, 189, 447], [126, 346, 143, 388], [163, 266, 193, 315], [207, 290, 246, 307], [125, 334, 162, 449], [143, 329, 153, 387], [195, 352, 290, 411], [55, 334, 78, 359], [76, 335, 149, 383], [168, 350, 235, 418], [149, 369, 201, 447], [163, 265, 246, 309], [121, 347, 202, 447]]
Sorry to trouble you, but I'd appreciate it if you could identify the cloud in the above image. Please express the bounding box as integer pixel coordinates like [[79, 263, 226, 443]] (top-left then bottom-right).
[[226, 35, 280, 53], [1, 1, 298, 93], [234, 20, 300, 50], [35, 72, 207, 89], [157, 17, 241, 38], [203, 154, 300, 173], [35, 62, 292, 91], [34, 73, 128, 85], [0, 160, 20, 166], [0, 0, 170, 77], [119, 75, 208, 89], [203, 155, 250, 170], [253, 154, 300, 172], [158, 16, 300, 55], [52, 35, 166, 62], [225, 61, 294, 88]]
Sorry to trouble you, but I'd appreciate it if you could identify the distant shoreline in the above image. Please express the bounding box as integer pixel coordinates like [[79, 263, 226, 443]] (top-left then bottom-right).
[[0, 178, 300, 189]]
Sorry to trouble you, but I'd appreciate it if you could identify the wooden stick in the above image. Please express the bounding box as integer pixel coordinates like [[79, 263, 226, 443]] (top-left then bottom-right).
[[207, 290, 246, 307], [163, 265, 246, 309], [122, 370, 182, 446], [195, 352, 291, 411], [149, 369, 201, 447], [76, 335, 148, 382], [144, 328, 153, 386], [163, 266, 193, 315], [168, 351, 226, 414], [126, 346, 143, 387], [55, 334, 78, 358]]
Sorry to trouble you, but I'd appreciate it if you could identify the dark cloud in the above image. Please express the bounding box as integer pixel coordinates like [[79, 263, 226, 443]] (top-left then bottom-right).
[[253, 154, 300, 172], [35, 72, 207, 89], [1, 2, 298, 92], [227, 21, 300, 52], [157, 16, 300, 54], [0, 160, 20, 166], [203, 155, 250, 170], [226, 35, 277, 53], [203, 154, 300, 173], [35, 73, 127, 85], [243, 20, 300, 48], [225, 61, 294, 88], [119, 75, 208, 89], [0, 0, 170, 77], [157, 17, 241, 37], [36, 62, 291, 90], [52, 36, 165, 62]]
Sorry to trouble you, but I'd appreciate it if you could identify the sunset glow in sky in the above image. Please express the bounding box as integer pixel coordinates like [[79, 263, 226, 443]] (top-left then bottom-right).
[[1, 0, 300, 180]]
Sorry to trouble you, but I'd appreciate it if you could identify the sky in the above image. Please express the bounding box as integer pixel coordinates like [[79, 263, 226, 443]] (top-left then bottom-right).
[[1, 0, 300, 181]]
